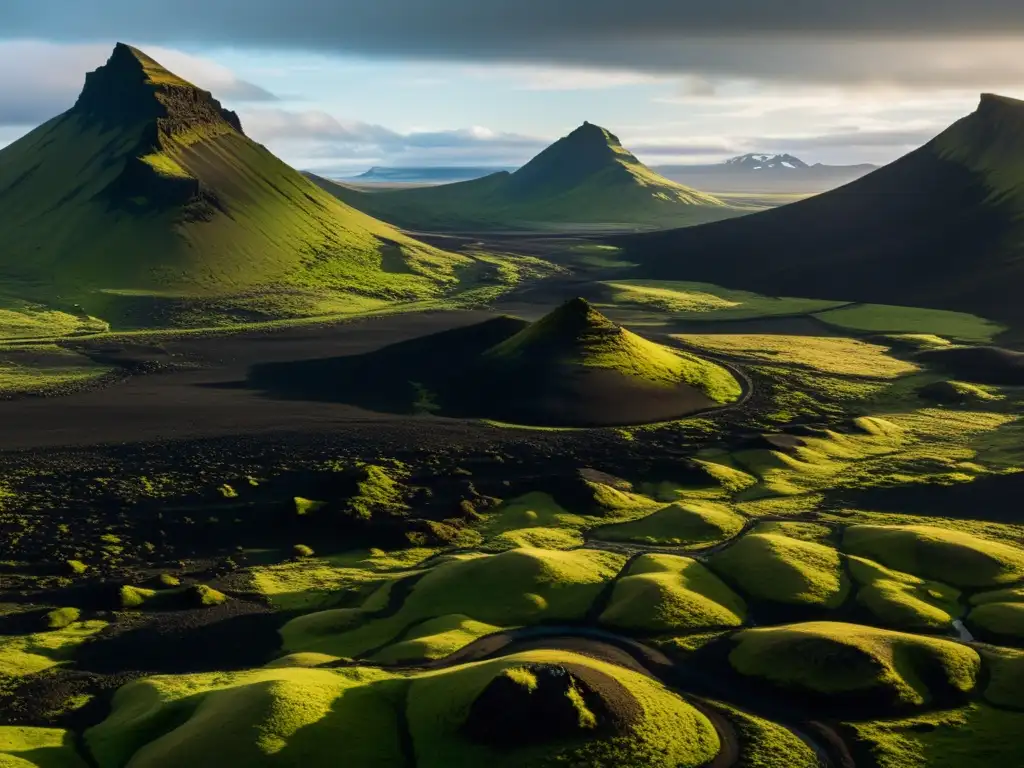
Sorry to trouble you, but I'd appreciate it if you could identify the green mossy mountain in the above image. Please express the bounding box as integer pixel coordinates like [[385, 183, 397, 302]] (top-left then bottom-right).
[[310, 122, 742, 231], [0, 44, 472, 326], [622, 94, 1024, 326]]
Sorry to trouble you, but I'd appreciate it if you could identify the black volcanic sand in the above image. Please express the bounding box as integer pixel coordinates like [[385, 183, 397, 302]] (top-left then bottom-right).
[[247, 307, 732, 428], [0, 310, 503, 451], [916, 345, 1024, 385]]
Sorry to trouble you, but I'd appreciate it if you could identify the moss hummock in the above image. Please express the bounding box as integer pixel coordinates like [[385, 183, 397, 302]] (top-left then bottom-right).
[[593, 501, 745, 548], [730, 621, 980, 707], [708, 533, 849, 608], [843, 525, 1024, 588], [599, 554, 746, 632]]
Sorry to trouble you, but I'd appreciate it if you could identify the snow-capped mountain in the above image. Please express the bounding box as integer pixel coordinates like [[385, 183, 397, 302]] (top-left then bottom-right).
[[723, 153, 810, 171]]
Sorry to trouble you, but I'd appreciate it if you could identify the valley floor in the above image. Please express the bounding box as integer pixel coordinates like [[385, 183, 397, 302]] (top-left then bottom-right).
[[2, 247, 1024, 768]]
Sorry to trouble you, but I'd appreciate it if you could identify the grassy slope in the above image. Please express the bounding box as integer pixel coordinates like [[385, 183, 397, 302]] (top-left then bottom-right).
[[730, 621, 980, 706], [312, 124, 745, 231], [0, 46, 474, 325]]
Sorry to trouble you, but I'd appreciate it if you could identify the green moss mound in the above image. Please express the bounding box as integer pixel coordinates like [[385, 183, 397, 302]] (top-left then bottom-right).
[[843, 525, 1024, 588], [708, 533, 850, 608], [917, 379, 1002, 405], [599, 554, 746, 632], [979, 646, 1024, 708], [119, 583, 228, 610], [593, 501, 745, 547], [407, 649, 720, 767], [968, 602, 1024, 639], [370, 614, 502, 663], [730, 621, 980, 707], [709, 703, 819, 768], [848, 556, 961, 632], [0, 727, 85, 768], [43, 608, 82, 630], [281, 547, 625, 658]]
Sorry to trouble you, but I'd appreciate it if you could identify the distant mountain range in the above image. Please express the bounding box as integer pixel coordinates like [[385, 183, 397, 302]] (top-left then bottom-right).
[[654, 154, 879, 194], [351, 166, 515, 184], [312, 122, 748, 231], [0, 44, 474, 326], [620, 93, 1024, 326], [342, 153, 879, 196]]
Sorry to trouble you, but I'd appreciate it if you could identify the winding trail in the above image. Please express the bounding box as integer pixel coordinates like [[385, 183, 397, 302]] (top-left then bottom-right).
[[322, 623, 846, 768]]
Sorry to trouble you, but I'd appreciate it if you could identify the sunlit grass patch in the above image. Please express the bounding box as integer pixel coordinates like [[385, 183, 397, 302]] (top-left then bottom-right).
[[676, 334, 918, 379], [602, 280, 844, 320], [814, 304, 1004, 342]]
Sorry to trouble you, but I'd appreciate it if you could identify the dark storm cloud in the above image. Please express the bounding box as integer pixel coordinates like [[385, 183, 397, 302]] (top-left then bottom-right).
[[4, 0, 1024, 44], [2, 1, 1024, 87]]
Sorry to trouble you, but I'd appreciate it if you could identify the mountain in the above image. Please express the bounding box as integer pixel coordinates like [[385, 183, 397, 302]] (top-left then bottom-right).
[[251, 297, 741, 426], [620, 94, 1024, 327], [653, 155, 877, 194], [724, 153, 810, 171], [0, 44, 471, 326], [349, 166, 515, 184], [311, 122, 746, 232]]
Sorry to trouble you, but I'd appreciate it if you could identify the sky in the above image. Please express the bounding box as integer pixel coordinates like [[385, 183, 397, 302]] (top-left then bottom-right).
[[1, 1, 1023, 175]]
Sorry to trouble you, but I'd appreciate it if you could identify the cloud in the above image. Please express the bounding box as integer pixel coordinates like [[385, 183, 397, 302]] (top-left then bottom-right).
[[764, 128, 941, 151], [241, 108, 548, 170], [2, 1, 1024, 92], [0, 41, 275, 127]]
